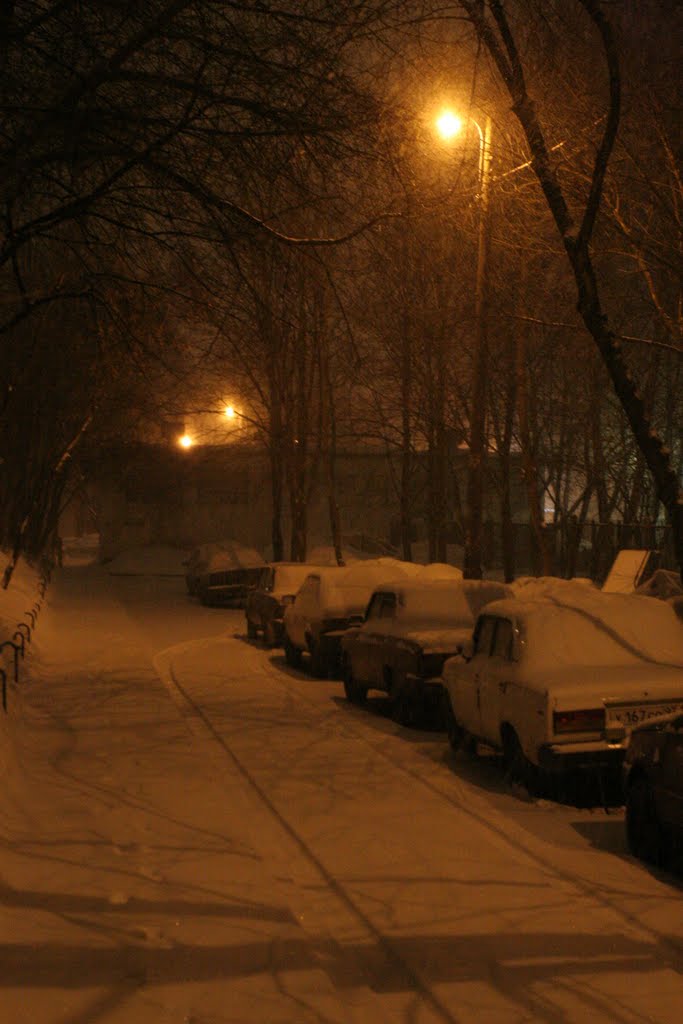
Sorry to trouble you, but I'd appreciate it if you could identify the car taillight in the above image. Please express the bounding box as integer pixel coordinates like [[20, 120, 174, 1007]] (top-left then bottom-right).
[[553, 708, 605, 734]]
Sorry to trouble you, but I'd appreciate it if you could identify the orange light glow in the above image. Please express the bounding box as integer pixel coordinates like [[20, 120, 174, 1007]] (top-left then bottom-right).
[[178, 434, 193, 449], [225, 405, 236, 419], [436, 109, 463, 141]]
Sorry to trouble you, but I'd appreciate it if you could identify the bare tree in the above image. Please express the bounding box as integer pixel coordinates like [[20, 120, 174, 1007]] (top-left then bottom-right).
[[453, 0, 683, 579]]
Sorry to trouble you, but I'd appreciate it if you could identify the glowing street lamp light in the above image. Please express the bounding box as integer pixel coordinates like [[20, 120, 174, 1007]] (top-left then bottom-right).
[[435, 107, 493, 580], [435, 109, 463, 141], [224, 405, 236, 420], [178, 433, 193, 449]]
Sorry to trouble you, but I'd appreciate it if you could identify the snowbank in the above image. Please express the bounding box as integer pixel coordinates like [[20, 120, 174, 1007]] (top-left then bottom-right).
[[636, 569, 683, 601], [511, 575, 596, 599], [105, 543, 189, 576]]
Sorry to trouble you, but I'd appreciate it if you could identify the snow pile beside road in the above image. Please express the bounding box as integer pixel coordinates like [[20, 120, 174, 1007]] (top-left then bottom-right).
[[511, 575, 596, 599], [105, 543, 188, 576]]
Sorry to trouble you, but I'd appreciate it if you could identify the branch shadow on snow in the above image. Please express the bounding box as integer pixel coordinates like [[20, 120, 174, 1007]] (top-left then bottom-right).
[[0, 925, 679, 1024]]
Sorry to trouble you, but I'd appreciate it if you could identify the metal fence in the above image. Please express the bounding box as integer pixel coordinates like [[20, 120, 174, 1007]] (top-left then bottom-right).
[[0, 561, 51, 711], [482, 520, 676, 583]]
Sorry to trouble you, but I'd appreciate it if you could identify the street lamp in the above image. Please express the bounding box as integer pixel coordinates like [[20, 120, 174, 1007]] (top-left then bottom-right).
[[436, 108, 493, 580]]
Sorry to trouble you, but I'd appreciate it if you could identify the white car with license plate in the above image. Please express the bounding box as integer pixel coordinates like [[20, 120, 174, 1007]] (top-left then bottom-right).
[[442, 586, 683, 782]]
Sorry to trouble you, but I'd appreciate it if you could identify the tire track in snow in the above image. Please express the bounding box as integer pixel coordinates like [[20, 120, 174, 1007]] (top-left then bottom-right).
[[154, 633, 683, 1021], [264, 645, 683, 973], [154, 637, 462, 1024]]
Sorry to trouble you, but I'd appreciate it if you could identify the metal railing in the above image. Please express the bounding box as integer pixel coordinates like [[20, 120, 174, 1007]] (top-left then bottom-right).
[[0, 560, 52, 711]]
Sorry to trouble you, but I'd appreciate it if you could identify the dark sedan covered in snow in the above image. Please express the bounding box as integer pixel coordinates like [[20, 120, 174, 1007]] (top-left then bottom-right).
[[341, 578, 512, 725]]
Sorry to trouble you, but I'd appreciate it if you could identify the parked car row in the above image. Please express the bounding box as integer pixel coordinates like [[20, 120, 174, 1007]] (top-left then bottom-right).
[[244, 562, 683, 870]]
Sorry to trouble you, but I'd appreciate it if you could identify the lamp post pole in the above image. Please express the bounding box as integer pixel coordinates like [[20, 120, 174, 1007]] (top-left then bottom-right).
[[464, 113, 492, 579]]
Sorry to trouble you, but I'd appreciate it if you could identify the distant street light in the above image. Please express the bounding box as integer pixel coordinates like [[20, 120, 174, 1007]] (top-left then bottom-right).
[[178, 433, 194, 449], [225, 405, 236, 420], [436, 107, 493, 580]]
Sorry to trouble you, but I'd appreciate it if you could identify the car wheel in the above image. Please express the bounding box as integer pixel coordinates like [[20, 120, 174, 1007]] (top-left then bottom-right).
[[442, 696, 466, 752], [309, 640, 327, 679], [501, 726, 535, 789], [389, 678, 413, 727], [284, 636, 302, 669], [343, 663, 367, 705], [263, 620, 277, 648], [246, 618, 258, 640], [626, 776, 666, 866]]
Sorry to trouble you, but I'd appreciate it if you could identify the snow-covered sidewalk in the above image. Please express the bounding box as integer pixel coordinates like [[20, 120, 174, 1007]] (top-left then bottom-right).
[[0, 566, 350, 1024], [4, 559, 683, 1024]]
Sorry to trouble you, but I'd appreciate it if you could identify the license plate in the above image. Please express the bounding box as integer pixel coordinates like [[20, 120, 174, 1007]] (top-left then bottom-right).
[[609, 701, 683, 728]]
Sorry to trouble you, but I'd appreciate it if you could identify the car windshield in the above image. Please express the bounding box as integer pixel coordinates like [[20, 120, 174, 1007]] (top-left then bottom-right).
[[399, 584, 473, 627]]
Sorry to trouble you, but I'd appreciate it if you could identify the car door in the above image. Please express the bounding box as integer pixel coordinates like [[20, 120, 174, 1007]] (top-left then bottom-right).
[[288, 575, 320, 648], [477, 616, 515, 745], [351, 591, 395, 686], [252, 566, 273, 623], [452, 614, 497, 737], [372, 591, 399, 689]]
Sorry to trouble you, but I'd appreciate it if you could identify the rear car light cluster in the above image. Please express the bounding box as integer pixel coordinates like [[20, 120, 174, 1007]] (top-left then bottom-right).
[[553, 708, 605, 734]]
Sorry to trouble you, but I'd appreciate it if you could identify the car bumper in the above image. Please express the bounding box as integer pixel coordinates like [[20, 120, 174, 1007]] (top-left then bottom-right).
[[537, 740, 627, 774]]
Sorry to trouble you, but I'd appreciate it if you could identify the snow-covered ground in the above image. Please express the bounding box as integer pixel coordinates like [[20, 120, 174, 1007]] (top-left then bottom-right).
[[1, 543, 683, 1023]]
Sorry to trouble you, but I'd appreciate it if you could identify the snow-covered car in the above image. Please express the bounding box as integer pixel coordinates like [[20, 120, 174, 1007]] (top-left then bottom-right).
[[282, 559, 417, 678], [196, 542, 266, 607], [442, 587, 683, 785], [623, 709, 683, 868], [184, 541, 229, 596], [341, 579, 512, 725], [245, 562, 320, 646]]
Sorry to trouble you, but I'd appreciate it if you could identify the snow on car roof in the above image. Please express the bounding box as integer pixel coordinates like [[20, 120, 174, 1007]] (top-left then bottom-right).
[[307, 559, 417, 614], [205, 541, 266, 572], [482, 589, 683, 670], [271, 563, 320, 592], [367, 578, 512, 628], [397, 580, 473, 626], [415, 563, 464, 581]]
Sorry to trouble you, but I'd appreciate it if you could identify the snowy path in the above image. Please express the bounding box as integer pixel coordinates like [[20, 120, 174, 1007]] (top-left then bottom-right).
[[1, 567, 682, 1023]]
